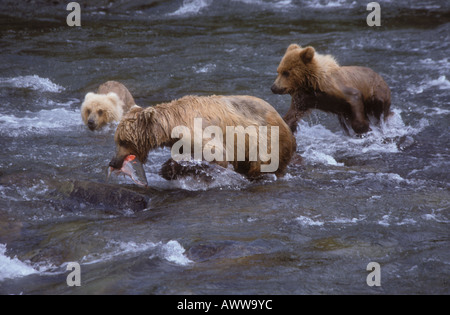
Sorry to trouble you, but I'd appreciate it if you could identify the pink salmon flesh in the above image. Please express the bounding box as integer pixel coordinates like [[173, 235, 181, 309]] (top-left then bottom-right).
[[107, 155, 148, 187]]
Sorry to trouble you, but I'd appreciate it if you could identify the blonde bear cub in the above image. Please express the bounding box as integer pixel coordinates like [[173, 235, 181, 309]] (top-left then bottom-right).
[[81, 81, 136, 131]]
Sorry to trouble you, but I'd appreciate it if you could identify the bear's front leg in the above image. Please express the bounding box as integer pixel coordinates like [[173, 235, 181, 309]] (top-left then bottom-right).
[[342, 87, 370, 134], [283, 106, 305, 133], [284, 94, 310, 133]]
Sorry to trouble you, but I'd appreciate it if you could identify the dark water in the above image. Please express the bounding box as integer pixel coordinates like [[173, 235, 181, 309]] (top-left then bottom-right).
[[0, 0, 449, 294]]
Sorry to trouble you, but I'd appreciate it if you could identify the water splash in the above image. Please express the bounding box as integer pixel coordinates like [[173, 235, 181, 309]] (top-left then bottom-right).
[[296, 109, 428, 166], [408, 75, 450, 94], [168, 0, 213, 16], [81, 240, 193, 266], [0, 108, 81, 137], [0, 75, 64, 93], [0, 244, 38, 281]]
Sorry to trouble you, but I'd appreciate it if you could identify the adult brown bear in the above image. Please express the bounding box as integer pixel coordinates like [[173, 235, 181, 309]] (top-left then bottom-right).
[[108, 95, 296, 180], [271, 44, 392, 135]]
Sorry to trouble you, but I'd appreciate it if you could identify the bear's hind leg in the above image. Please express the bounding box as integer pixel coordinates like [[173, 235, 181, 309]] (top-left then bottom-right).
[[383, 100, 394, 121]]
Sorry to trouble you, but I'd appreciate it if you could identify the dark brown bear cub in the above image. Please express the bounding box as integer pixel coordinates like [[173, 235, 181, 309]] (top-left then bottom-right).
[[271, 44, 392, 135]]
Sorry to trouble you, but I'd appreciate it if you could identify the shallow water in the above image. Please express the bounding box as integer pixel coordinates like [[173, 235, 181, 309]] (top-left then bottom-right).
[[0, 0, 449, 294]]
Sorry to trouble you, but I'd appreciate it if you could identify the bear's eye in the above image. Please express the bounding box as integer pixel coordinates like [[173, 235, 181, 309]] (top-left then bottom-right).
[[282, 71, 290, 77], [119, 140, 132, 149], [98, 110, 104, 116], [86, 109, 91, 115]]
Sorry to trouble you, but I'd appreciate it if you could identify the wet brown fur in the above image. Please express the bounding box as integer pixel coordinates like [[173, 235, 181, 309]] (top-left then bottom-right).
[[110, 95, 296, 179], [272, 44, 392, 135]]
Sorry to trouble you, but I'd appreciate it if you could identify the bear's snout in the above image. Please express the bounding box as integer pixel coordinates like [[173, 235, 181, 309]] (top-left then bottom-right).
[[271, 83, 286, 95], [87, 119, 97, 131], [109, 156, 124, 170]]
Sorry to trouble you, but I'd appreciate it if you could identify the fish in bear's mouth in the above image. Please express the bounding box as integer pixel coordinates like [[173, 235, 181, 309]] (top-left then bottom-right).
[[107, 155, 148, 187]]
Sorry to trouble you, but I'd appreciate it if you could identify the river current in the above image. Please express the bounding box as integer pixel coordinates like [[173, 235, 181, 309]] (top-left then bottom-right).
[[0, 0, 449, 294]]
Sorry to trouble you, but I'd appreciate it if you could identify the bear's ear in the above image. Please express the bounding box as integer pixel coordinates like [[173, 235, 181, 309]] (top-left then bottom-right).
[[136, 106, 155, 126], [124, 105, 143, 119], [299, 46, 315, 64], [84, 92, 95, 101], [129, 105, 143, 115], [286, 44, 300, 53], [106, 92, 121, 104]]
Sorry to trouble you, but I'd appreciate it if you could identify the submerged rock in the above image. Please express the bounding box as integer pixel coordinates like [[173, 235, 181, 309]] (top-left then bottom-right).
[[58, 179, 150, 212], [0, 171, 151, 213], [187, 240, 268, 262]]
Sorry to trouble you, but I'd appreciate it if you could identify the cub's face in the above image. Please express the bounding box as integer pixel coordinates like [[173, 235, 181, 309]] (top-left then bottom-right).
[[81, 103, 109, 131], [81, 92, 122, 131], [271, 44, 315, 95]]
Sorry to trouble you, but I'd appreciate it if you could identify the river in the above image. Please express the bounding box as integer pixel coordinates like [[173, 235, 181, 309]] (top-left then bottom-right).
[[0, 0, 449, 294]]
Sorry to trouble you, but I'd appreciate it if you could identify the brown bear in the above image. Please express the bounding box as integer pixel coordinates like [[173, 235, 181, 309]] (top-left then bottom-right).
[[108, 95, 296, 180], [271, 44, 392, 135], [81, 81, 136, 131]]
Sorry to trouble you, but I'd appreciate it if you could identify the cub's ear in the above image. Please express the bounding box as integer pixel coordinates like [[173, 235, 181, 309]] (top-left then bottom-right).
[[286, 44, 300, 53], [84, 92, 96, 101], [106, 92, 121, 104], [300, 46, 315, 64]]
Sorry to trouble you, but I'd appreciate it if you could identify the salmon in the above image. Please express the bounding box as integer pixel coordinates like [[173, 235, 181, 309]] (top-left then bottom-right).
[[107, 155, 148, 187]]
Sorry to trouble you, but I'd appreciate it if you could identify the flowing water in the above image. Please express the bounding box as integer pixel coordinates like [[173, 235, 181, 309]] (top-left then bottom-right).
[[0, 0, 449, 294]]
